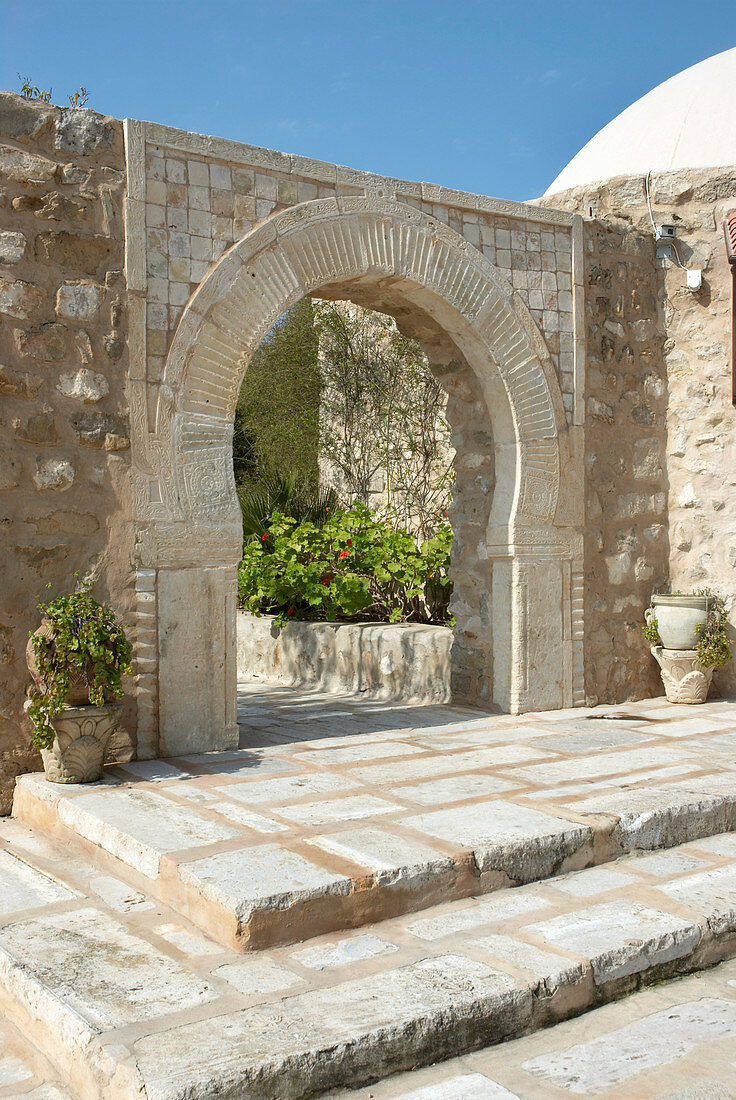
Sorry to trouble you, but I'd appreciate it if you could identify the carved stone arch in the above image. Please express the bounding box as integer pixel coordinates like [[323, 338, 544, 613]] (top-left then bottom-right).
[[134, 198, 584, 754]]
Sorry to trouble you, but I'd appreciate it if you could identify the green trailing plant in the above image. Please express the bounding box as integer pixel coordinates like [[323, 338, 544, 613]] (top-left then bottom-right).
[[238, 472, 339, 542], [27, 579, 132, 751], [238, 503, 454, 626], [695, 594, 732, 667], [643, 590, 732, 668]]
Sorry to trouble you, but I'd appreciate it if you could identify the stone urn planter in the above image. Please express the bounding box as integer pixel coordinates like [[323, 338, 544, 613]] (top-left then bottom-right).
[[34, 702, 123, 783], [26, 579, 132, 783], [645, 592, 731, 704], [645, 594, 710, 650], [650, 646, 715, 705]]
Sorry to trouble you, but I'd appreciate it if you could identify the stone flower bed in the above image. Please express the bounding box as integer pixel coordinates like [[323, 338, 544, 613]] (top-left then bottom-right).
[[237, 611, 451, 702]]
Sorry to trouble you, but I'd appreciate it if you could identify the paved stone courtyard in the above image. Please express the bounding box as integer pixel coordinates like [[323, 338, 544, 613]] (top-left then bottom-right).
[[5, 686, 736, 1096]]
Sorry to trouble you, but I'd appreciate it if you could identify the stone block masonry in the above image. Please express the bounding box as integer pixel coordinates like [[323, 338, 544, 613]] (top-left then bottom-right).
[[0, 94, 135, 813], [544, 168, 736, 702]]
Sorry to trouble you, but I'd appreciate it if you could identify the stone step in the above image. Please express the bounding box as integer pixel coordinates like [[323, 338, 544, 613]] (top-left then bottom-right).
[[12, 722, 736, 952], [329, 950, 736, 1099], [5, 813, 736, 1099], [0, 1012, 79, 1099]]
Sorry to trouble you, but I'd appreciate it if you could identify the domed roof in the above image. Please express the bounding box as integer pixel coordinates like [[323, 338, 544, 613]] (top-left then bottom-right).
[[545, 48, 736, 195]]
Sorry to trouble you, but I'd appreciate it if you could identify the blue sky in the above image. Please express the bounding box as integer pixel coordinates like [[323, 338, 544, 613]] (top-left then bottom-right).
[[3, 0, 735, 200]]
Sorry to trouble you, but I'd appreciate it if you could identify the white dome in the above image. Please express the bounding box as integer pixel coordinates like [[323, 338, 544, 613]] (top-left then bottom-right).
[[545, 48, 736, 194]]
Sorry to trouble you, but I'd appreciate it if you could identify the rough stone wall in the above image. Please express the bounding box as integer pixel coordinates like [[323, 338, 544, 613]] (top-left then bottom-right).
[[581, 221, 668, 702], [0, 94, 133, 812], [544, 167, 736, 701]]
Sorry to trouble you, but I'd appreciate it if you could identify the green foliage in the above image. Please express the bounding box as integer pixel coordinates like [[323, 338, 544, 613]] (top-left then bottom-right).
[[27, 578, 132, 751], [233, 299, 321, 490], [643, 590, 732, 668], [238, 504, 453, 627], [695, 594, 732, 668], [17, 75, 89, 107], [18, 75, 52, 103], [238, 472, 339, 542]]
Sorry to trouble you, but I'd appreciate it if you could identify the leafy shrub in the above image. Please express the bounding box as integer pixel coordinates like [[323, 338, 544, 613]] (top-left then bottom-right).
[[27, 579, 132, 750], [238, 472, 340, 542], [238, 504, 453, 626]]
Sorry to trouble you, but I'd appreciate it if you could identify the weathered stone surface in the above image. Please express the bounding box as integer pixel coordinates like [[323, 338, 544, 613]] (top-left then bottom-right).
[[0, 849, 76, 915], [55, 786, 241, 878], [57, 368, 109, 403], [0, 92, 54, 139], [289, 933, 397, 970], [178, 845, 353, 923], [238, 612, 452, 704], [0, 230, 26, 264], [0, 277, 45, 320], [13, 411, 59, 446], [14, 322, 67, 361], [401, 801, 592, 881], [0, 364, 43, 397], [0, 143, 57, 183], [55, 107, 114, 154], [1, 906, 216, 1028], [658, 865, 736, 934], [527, 900, 701, 984], [0, 447, 21, 490], [214, 772, 357, 805], [522, 998, 736, 1092], [71, 411, 127, 447], [131, 955, 527, 1099], [35, 230, 116, 273], [55, 281, 102, 320], [32, 459, 74, 492], [275, 794, 398, 828], [215, 955, 304, 995], [306, 826, 455, 887]]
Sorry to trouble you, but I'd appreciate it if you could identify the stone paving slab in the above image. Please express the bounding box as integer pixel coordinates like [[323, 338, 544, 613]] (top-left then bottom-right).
[[12, 691, 736, 950], [6, 817, 736, 1098]]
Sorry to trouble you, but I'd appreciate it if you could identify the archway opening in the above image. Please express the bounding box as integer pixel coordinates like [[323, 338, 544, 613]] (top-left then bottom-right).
[[146, 199, 576, 757], [230, 290, 492, 722]]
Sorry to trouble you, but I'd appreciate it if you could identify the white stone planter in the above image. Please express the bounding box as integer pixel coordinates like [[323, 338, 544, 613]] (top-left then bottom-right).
[[648, 594, 710, 650], [237, 612, 452, 703], [650, 646, 715, 704], [40, 703, 123, 783]]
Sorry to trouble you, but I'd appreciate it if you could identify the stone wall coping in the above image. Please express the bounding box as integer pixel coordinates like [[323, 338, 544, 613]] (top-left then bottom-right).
[[128, 117, 574, 228]]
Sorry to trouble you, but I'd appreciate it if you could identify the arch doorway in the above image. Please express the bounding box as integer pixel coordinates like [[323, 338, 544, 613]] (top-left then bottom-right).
[[132, 198, 584, 756]]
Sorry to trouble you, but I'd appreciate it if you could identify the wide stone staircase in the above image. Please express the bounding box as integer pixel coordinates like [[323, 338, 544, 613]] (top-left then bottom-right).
[[4, 691, 736, 1098]]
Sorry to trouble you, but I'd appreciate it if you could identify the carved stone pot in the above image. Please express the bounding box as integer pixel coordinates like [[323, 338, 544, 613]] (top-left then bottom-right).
[[39, 703, 122, 783], [651, 646, 715, 704]]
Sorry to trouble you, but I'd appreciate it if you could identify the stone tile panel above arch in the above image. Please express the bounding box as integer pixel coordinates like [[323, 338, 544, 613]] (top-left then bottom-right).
[[124, 120, 582, 427]]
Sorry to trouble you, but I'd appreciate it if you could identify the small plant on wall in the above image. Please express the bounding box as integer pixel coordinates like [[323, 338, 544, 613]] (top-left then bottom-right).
[[27, 578, 132, 751]]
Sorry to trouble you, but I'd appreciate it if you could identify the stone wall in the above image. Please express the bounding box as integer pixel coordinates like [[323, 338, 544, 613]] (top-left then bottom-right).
[[0, 94, 133, 812], [544, 167, 736, 700], [237, 611, 451, 702], [581, 220, 668, 702]]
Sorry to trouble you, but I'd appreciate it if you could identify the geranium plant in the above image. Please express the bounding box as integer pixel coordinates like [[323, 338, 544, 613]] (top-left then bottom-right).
[[27, 578, 132, 750], [238, 503, 453, 627]]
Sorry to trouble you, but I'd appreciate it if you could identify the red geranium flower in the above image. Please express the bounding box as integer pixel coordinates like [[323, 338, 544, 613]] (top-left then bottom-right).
[[261, 534, 268, 541], [339, 550, 350, 558]]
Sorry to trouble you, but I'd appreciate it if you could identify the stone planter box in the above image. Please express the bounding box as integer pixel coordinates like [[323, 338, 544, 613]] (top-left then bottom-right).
[[237, 612, 452, 703]]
